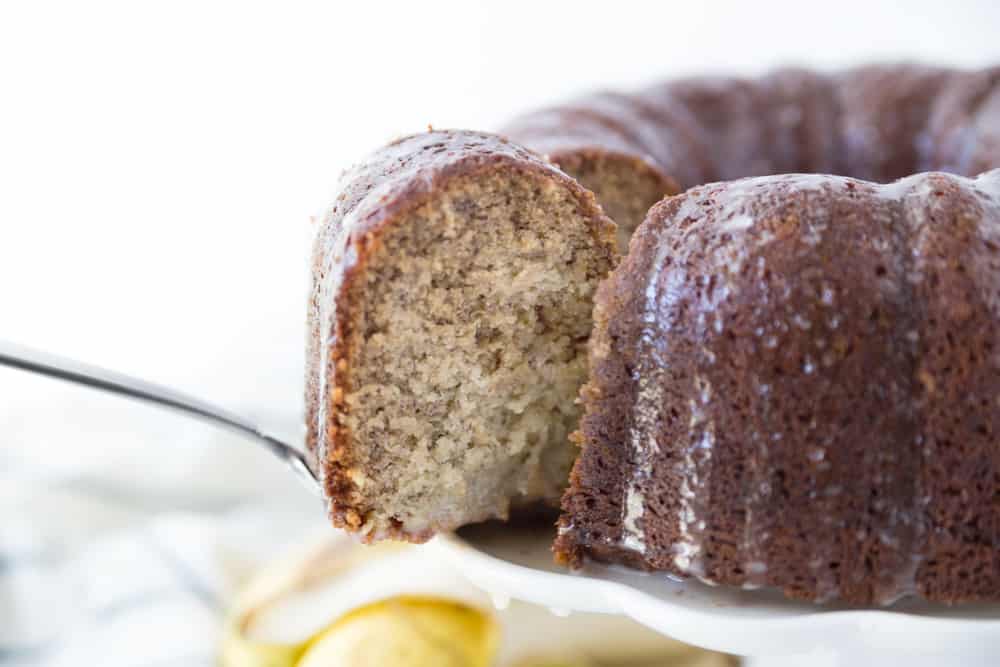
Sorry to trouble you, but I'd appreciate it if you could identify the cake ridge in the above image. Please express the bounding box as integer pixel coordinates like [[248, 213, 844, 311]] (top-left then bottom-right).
[[308, 128, 617, 541]]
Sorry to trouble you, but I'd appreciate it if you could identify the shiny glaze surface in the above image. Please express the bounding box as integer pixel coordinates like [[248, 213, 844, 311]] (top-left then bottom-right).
[[560, 170, 1000, 604]]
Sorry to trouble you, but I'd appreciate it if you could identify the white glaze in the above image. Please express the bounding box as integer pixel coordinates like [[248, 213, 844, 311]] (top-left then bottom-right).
[[619, 219, 676, 555], [621, 486, 646, 552]]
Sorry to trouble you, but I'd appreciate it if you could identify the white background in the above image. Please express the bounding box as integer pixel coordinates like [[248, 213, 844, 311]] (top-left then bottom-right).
[[1, 1, 999, 663]]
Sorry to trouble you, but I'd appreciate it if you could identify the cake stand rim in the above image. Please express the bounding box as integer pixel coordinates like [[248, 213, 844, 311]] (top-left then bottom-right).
[[430, 529, 1000, 658]]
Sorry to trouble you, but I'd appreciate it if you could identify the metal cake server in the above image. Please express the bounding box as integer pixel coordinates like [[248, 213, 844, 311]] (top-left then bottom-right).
[[0, 340, 319, 493]]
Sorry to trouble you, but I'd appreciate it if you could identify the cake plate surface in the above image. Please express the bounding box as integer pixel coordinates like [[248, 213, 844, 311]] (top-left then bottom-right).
[[430, 521, 1000, 666]]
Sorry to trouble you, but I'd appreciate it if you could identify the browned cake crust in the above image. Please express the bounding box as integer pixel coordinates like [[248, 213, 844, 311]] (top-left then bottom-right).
[[556, 170, 1000, 605], [307, 129, 616, 542], [503, 65, 1000, 241]]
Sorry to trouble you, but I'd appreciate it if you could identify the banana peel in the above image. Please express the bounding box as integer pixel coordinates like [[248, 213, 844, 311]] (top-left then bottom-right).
[[220, 633, 303, 667], [223, 593, 497, 667], [219, 533, 737, 667], [221, 539, 408, 667], [220, 539, 498, 667]]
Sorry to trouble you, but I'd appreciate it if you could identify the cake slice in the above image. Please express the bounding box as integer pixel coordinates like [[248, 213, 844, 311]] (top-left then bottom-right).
[[307, 130, 617, 542]]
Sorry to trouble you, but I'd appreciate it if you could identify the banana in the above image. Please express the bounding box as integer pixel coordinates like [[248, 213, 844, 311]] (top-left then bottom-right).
[[297, 596, 498, 667]]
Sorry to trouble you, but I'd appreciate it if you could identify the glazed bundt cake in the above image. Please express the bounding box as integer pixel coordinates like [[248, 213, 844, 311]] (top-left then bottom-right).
[[503, 64, 1000, 248], [306, 129, 616, 541], [556, 169, 1000, 604], [308, 64, 1000, 604]]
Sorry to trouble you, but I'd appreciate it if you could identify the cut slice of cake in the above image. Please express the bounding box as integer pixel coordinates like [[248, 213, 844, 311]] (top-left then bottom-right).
[[307, 130, 617, 542]]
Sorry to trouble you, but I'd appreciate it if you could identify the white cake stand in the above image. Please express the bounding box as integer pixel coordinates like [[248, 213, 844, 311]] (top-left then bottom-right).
[[430, 522, 1000, 666]]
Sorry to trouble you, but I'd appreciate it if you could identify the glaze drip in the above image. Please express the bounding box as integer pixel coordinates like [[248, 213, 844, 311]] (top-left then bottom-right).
[[619, 235, 673, 553]]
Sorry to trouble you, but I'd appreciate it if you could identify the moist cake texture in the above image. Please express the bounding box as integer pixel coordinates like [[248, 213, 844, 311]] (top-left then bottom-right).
[[307, 129, 616, 542]]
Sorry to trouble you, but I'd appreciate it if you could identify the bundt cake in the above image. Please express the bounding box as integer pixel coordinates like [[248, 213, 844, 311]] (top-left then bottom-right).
[[308, 64, 1000, 605], [306, 129, 617, 542], [503, 64, 1000, 248], [555, 169, 1000, 605], [537, 65, 1000, 604]]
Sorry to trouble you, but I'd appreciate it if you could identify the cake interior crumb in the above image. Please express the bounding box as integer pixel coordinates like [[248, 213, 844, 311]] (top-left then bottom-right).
[[342, 169, 609, 536]]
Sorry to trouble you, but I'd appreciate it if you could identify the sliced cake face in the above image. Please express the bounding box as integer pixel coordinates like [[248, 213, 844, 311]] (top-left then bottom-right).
[[501, 106, 679, 251], [553, 151, 675, 253], [307, 130, 616, 542], [557, 170, 1000, 605]]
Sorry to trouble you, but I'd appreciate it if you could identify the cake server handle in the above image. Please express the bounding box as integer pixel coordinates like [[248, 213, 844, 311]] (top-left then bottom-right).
[[0, 339, 320, 495]]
